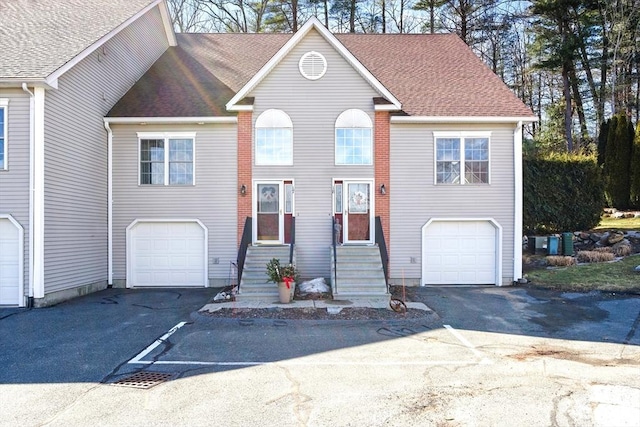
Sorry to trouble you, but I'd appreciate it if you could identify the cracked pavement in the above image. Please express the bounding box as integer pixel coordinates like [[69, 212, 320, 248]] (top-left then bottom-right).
[[0, 286, 638, 426]]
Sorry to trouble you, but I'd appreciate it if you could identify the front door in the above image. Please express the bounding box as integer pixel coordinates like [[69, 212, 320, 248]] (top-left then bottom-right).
[[254, 181, 294, 244], [342, 180, 374, 244]]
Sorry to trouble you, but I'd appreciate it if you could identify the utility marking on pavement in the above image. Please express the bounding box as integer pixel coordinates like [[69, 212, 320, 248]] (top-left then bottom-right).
[[128, 322, 187, 365], [128, 360, 481, 367], [444, 324, 493, 364]]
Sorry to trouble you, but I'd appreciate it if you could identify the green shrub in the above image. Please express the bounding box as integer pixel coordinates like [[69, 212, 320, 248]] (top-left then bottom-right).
[[523, 153, 604, 234], [603, 114, 634, 209], [630, 124, 640, 208]]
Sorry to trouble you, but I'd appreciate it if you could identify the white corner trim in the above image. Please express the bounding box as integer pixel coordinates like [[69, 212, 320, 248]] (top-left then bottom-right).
[[104, 121, 113, 285], [0, 215, 25, 307], [125, 219, 209, 288], [421, 218, 503, 287], [46, 0, 165, 86], [32, 87, 45, 299], [226, 17, 401, 111], [158, 0, 178, 46], [22, 84, 35, 300], [391, 116, 538, 124], [513, 121, 523, 281], [104, 116, 237, 124], [0, 98, 8, 171]]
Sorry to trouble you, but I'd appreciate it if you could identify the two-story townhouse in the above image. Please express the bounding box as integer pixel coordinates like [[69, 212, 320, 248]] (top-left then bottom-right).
[[0, 0, 175, 307]]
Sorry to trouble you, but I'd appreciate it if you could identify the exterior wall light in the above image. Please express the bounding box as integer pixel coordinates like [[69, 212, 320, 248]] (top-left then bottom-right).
[[240, 184, 247, 195], [380, 183, 386, 195]]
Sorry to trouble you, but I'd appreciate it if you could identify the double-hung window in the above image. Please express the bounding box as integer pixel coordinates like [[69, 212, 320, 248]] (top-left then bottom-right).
[[138, 132, 195, 185], [335, 109, 372, 165], [434, 132, 490, 184], [255, 109, 293, 165], [0, 99, 8, 170]]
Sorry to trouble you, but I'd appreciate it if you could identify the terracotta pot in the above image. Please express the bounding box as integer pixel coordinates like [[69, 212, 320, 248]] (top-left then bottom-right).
[[278, 283, 291, 304]]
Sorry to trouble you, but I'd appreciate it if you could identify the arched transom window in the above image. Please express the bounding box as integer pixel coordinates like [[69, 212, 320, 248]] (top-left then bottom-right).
[[255, 109, 293, 165], [335, 109, 372, 165]]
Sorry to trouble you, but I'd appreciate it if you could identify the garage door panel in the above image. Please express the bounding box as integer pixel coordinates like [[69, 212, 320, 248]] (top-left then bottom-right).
[[423, 220, 498, 285], [129, 221, 206, 287], [0, 218, 21, 305]]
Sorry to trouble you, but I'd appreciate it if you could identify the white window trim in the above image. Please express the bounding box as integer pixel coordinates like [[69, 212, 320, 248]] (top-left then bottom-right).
[[335, 109, 373, 166], [0, 99, 8, 171], [433, 131, 491, 185], [255, 109, 293, 166], [137, 132, 196, 186]]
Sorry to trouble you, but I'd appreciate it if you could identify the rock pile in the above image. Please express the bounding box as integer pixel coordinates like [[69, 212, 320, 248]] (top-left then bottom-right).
[[572, 230, 639, 257]]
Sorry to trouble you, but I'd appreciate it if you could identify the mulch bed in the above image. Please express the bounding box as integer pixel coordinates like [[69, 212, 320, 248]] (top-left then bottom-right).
[[200, 285, 431, 321]]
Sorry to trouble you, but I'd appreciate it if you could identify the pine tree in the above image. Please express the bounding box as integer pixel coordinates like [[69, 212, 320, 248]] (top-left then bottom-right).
[[597, 119, 609, 166], [605, 114, 633, 210], [630, 123, 640, 208]]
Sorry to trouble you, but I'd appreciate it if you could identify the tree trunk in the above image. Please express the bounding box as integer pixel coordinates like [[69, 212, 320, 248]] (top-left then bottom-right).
[[569, 63, 588, 147], [350, 0, 356, 33]]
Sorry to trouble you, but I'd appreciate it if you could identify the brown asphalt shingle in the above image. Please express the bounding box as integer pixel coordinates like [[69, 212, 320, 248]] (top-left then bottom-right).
[[109, 30, 535, 119]]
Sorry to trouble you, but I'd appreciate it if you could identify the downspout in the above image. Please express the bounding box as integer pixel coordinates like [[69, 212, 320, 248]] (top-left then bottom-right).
[[22, 83, 34, 307], [31, 87, 45, 299], [103, 119, 113, 286], [513, 121, 524, 283]]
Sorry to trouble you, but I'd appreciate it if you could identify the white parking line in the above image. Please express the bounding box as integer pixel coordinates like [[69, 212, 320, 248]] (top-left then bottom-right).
[[444, 324, 492, 364], [128, 321, 187, 365], [128, 322, 492, 367]]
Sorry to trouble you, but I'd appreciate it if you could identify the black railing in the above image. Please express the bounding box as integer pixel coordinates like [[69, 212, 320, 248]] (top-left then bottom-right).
[[375, 216, 389, 287], [332, 216, 338, 293], [289, 217, 296, 265], [237, 217, 252, 290]]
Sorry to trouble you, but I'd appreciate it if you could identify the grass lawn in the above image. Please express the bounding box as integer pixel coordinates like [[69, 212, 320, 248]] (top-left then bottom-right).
[[524, 254, 640, 293], [595, 215, 640, 231]]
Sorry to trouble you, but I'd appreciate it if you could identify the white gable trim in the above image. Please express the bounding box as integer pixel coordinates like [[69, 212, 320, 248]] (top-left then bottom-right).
[[226, 17, 401, 111], [391, 116, 538, 124], [104, 117, 237, 125], [45, 0, 175, 89]]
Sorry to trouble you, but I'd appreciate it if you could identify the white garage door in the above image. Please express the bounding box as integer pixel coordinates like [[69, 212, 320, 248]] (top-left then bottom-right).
[[422, 220, 498, 285], [0, 217, 21, 305], [128, 221, 207, 287]]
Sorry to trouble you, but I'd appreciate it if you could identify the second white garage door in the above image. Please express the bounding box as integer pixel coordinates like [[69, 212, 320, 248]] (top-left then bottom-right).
[[0, 217, 22, 305], [422, 219, 500, 285], [127, 220, 207, 287]]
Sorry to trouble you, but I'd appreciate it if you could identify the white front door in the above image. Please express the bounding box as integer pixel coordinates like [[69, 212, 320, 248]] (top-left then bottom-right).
[[343, 181, 374, 244]]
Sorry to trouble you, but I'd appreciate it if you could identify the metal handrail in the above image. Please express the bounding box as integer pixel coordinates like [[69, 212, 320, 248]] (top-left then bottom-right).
[[375, 216, 389, 288], [236, 217, 252, 290], [332, 216, 338, 294], [289, 217, 296, 265]]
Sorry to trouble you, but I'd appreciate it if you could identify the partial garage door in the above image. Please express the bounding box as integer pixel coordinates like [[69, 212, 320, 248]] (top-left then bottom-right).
[[422, 220, 499, 285], [0, 217, 22, 305], [128, 221, 207, 287]]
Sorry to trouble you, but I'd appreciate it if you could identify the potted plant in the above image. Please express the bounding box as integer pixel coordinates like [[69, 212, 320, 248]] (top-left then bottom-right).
[[266, 258, 297, 303]]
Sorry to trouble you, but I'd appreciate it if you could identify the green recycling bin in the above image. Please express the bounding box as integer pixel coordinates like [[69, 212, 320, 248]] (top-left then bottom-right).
[[562, 232, 574, 256]]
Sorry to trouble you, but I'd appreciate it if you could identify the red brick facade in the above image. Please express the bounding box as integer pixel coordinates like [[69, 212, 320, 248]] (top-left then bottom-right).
[[237, 111, 253, 244], [374, 110, 390, 258]]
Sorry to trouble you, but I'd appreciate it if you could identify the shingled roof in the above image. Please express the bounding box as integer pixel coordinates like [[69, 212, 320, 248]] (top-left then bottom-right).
[[0, 0, 159, 81], [109, 29, 535, 119]]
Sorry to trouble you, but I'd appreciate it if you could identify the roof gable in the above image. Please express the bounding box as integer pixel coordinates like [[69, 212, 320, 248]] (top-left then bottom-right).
[[225, 17, 401, 111], [0, 0, 175, 87]]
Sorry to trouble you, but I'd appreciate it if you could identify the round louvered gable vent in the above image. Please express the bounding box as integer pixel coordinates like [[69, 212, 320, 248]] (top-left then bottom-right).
[[299, 51, 327, 80]]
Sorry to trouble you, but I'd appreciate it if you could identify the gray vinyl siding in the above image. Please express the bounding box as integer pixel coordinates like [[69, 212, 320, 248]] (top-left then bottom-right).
[[389, 123, 517, 285], [111, 124, 238, 284], [42, 6, 169, 293], [0, 89, 31, 297], [250, 29, 379, 279]]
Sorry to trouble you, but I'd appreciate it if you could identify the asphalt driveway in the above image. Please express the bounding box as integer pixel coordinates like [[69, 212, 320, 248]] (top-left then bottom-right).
[[1, 286, 638, 426]]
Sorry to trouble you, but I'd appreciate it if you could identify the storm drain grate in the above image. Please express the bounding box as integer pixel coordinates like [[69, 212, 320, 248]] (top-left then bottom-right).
[[112, 371, 174, 389]]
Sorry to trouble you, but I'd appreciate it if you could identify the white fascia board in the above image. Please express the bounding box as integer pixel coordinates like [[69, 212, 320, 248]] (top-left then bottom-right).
[[104, 116, 237, 125], [391, 116, 538, 124], [226, 17, 402, 111], [227, 105, 254, 112], [374, 104, 401, 111], [159, 0, 178, 46], [46, 0, 165, 85], [0, 79, 57, 89]]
